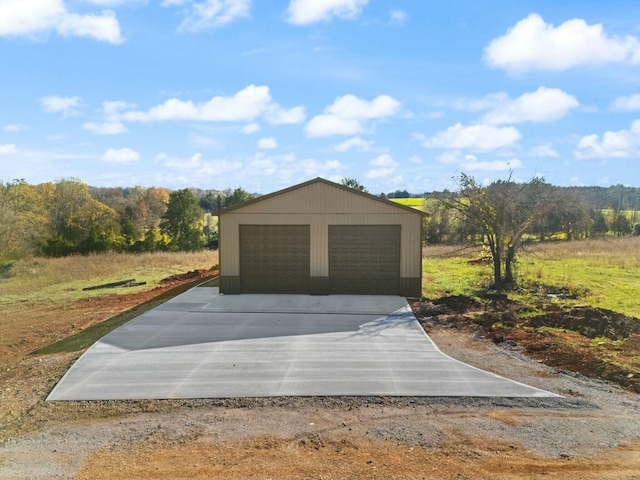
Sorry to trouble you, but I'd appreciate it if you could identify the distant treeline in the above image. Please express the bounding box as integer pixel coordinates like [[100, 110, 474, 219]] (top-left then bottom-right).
[[1, 179, 638, 262], [0, 179, 255, 261]]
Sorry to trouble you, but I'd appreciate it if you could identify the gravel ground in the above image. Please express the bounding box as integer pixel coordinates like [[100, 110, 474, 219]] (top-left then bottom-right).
[[2, 321, 640, 479]]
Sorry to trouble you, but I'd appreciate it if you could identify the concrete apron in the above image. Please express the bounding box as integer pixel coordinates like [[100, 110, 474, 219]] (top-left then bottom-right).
[[47, 288, 560, 400]]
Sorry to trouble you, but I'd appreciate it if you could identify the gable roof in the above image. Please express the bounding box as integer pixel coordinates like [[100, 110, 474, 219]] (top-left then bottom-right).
[[214, 177, 427, 216]]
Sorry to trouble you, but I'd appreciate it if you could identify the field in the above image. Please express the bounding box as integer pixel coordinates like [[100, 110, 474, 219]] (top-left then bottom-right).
[[1, 241, 640, 479]]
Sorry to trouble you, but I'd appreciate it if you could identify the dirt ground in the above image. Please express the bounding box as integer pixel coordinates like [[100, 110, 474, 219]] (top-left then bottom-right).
[[1, 279, 640, 479]]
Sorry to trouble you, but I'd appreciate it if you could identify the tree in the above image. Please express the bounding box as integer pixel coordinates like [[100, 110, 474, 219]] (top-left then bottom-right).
[[42, 178, 119, 256], [223, 188, 253, 208], [445, 173, 558, 291], [160, 189, 205, 251], [340, 177, 368, 193]]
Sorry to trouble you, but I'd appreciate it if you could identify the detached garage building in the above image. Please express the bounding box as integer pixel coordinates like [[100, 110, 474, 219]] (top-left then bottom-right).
[[216, 178, 425, 297]]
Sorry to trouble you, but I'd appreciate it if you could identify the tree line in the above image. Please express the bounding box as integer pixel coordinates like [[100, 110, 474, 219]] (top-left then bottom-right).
[[1, 176, 638, 286], [0, 178, 255, 262]]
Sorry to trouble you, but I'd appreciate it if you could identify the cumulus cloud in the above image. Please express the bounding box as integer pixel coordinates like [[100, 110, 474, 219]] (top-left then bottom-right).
[[287, 0, 368, 25], [365, 153, 398, 179], [240, 122, 261, 134], [83, 122, 127, 135], [530, 144, 559, 158], [460, 156, 523, 172], [306, 94, 401, 137], [0, 144, 17, 155], [610, 94, 640, 112], [484, 13, 640, 73], [575, 120, 640, 158], [0, 0, 123, 44], [120, 85, 303, 125], [158, 152, 243, 177], [332, 136, 374, 152], [165, 0, 250, 32], [102, 147, 140, 163], [40, 95, 81, 116], [482, 87, 579, 125], [421, 123, 521, 151], [82, 100, 133, 134], [257, 137, 277, 149]]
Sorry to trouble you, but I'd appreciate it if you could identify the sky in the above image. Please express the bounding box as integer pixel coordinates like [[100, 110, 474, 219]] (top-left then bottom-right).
[[2, 0, 640, 195]]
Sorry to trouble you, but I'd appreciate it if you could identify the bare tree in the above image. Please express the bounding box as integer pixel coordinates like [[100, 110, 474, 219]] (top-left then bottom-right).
[[445, 173, 557, 291]]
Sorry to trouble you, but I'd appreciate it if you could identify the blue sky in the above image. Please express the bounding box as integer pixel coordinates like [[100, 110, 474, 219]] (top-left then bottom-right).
[[2, 0, 640, 194]]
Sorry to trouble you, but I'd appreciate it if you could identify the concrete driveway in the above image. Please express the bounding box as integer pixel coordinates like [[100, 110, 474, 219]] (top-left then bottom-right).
[[47, 287, 559, 400]]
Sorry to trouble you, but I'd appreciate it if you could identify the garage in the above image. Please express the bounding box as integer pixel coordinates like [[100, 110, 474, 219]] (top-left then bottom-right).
[[217, 177, 425, 297], [329, 225, 400, 294], [239, 225, 310, 293]]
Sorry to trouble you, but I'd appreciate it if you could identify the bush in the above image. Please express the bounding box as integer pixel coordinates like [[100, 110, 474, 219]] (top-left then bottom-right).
[[0, 258, 14, 279]]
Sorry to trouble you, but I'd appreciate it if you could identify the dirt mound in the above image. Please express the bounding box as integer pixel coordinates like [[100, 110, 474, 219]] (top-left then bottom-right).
[[528, 307, 640, 340], [412, 295, 640, 393], [160, 267, 218, 285]]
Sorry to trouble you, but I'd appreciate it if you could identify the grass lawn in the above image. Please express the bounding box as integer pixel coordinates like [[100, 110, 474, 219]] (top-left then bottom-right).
[[423, 237, 640, 319]]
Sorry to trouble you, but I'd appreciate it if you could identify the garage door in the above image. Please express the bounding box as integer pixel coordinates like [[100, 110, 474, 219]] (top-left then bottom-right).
[[329, 225, 401, 295], [240, 225, 310, 293]]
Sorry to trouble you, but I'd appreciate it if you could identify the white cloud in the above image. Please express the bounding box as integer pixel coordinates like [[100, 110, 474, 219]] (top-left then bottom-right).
[[482, 87, 579, 125], [484, 14, 640, 73], [102, 147, 140, 163], [460, 157, 523, 172], [2, 124, 27, 132], [158, 152, 243, 176], [287, 0, 368, 25], [40, 95, 81, 116], [388, 9, 407, 25], [0, 0, 123, 44], [530, 144, 559, 158], [264, 105, 306, 125], [83, 122, 127, 135], [366, 153, 398, 179], [257, 137, 278, 149], [306, 94, 401, 137], [0, 144, 17, 155], [240, 122, 260, 134], [422, 123, 521, 151], [170, 0, 250, 32], [332, 136, 374, 152], [86, 0, 144, 5], [610, 94, 640, 112], [121, 85, 303, 124], [575, 120, 640, 158]]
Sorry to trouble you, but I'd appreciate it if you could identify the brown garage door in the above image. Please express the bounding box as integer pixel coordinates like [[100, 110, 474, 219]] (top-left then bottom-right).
[[329, 225, 401, 295], [240, 225, 310, 293]]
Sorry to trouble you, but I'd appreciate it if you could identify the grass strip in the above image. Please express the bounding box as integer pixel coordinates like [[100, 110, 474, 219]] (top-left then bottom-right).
[[34, 276, 219, 355]]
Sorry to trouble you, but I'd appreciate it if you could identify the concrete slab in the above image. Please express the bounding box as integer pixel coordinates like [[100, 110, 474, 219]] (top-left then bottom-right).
[[47, 288, 559, 400]]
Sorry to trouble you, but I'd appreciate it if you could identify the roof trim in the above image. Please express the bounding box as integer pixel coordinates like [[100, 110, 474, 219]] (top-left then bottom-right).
[[214, 177, 427, 216]]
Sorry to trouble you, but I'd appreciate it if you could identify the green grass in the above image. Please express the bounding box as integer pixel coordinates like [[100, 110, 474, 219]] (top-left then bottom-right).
[[422, 237, 640, 319], [0, 251, 218, 306], [421, 245, 490, 299], [517, 237, 640, 318]]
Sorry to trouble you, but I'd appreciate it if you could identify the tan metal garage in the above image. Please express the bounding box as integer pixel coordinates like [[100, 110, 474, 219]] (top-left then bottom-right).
[[216, 178, 425, 297]]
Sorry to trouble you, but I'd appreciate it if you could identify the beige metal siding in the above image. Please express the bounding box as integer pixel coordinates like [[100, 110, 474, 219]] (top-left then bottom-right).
[[218, 179, 424, 296], [219, 213, 421, 278], [229, 181, 407, 215]]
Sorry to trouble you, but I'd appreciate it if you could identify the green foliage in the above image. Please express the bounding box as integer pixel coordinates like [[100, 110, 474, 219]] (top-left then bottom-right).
[[223, 187, 254, 208], [160, 189, 205, 251], [0, 258, 14, 279], [340, 177, 368, 193]]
